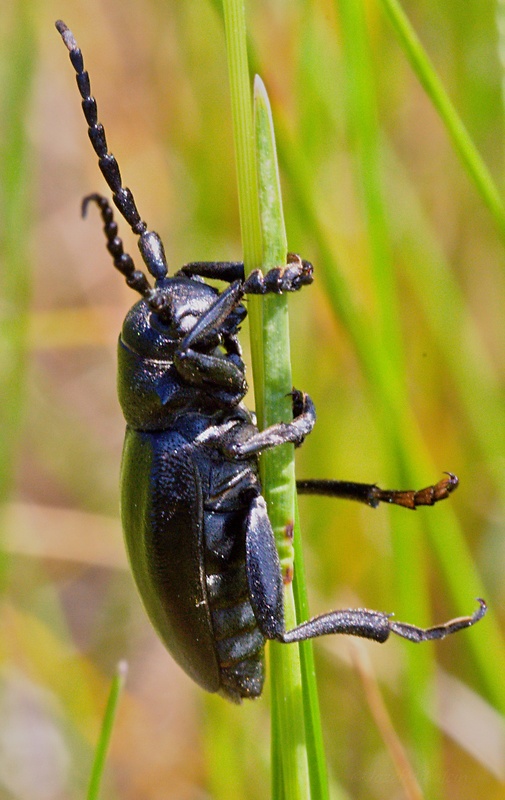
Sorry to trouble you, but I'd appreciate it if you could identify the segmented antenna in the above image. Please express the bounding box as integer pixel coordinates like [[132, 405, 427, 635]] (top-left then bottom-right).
[[81, 193, 154, 296], [56, 20, 170, 297]]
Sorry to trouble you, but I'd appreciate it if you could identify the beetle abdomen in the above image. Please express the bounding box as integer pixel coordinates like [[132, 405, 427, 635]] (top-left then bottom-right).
[[206, 558, 265, 701], [122, 424, 266, 700]]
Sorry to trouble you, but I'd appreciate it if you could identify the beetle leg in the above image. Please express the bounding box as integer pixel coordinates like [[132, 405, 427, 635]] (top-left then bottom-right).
[[244, 498, 486, 646], [296, 473, 459, 509], [177, 261, 246, 282], [174, 348, 247, 395], [244, 496, 285, 639], [220, 390, 316, 459], [276, 599, 486, 645], [173, 281, 248, 393], [243, 253, 314, 294], [177, 253, 314, 294]]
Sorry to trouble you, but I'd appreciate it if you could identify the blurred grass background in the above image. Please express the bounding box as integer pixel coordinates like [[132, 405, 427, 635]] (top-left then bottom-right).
[[1, 0, 505, 798]]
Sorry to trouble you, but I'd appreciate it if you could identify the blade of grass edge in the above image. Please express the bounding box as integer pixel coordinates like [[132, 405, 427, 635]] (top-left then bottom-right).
[[0, 0, 36, 587], [222, 0, 315, 793], [377, 0, 505, 240], [255, 75, 329, 800], [221, 2, 328, 794], [336, 0, 440, 789], [86, 661, 127, 800]]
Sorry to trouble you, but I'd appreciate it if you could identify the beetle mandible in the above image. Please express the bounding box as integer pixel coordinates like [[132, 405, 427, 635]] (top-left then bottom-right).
[[56, 21, 486, 702]]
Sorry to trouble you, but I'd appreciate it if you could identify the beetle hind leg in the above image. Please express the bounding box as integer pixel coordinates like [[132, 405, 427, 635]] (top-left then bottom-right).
[[278, 599, 486, 645], [244, 496, 487, 648]]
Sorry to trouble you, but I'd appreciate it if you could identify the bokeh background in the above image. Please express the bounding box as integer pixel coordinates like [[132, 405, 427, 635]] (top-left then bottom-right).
[[1, 0, 504, 798]]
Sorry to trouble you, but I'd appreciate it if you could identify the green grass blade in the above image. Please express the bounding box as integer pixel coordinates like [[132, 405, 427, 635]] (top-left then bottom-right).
[[221, 0, 266, 437], [277, 85, 505, 716], [222, 2, 330, 794], [221, 0, 262, 271], [86, 661, 127, 800], [338, 0, 505, 722], [336, 0, 440, 788], [275, 19, 505, 704], [290, 506, 330, 800], [377, 0, 505, 239], [497, 0, 505, 109], [255, 75, 312, 800], [0, 1, 35, 549]]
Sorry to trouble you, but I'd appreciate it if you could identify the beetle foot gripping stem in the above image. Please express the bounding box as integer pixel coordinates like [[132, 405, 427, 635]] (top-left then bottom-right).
[[176, 252, 314, 294], [243, 252, 314, 294], [220, 390, 316, 459]]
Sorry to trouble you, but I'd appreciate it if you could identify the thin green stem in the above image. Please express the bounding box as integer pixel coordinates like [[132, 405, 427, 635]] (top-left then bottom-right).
[[378, 0, 505, 239], [221, 0, 264, 394], [0, 0, 35, 587], [255, 76, 310, 800], [87, 661, 127, 800], [337, 0, 439, 787], [222, 2, 329, 795]]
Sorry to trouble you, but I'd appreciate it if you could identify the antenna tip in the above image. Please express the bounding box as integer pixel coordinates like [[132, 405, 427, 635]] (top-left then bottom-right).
[[55, 20, 77, 52]]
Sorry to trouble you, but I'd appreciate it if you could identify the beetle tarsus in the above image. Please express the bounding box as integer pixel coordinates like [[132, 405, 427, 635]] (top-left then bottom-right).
[[388, 598, 487, 642], [243, 253, 314, 294], [370, 471, 459, 509], [220, 390, 316, 459]]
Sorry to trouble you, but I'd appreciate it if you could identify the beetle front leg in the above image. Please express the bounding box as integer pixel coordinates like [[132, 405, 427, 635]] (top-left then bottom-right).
[[173, 256, 314, 392], [177, 253, 314, 294], [243, 253, 314, 294], [176, 261, 246, 283], [173, 281, 248, 394]]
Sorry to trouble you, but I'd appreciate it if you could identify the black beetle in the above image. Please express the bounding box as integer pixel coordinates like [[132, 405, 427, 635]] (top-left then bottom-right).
[[56, 21, 486, 702]]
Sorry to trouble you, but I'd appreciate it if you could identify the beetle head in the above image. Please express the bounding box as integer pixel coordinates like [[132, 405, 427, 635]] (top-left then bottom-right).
[[148, 276, 247, 346]]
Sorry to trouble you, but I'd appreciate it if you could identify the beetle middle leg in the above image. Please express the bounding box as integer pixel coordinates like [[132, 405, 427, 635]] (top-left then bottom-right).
[[244, 496, 486, 647], [196, 389, 316, 453], [297, 472, 459, 510], [219, 390, 316, 456]]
